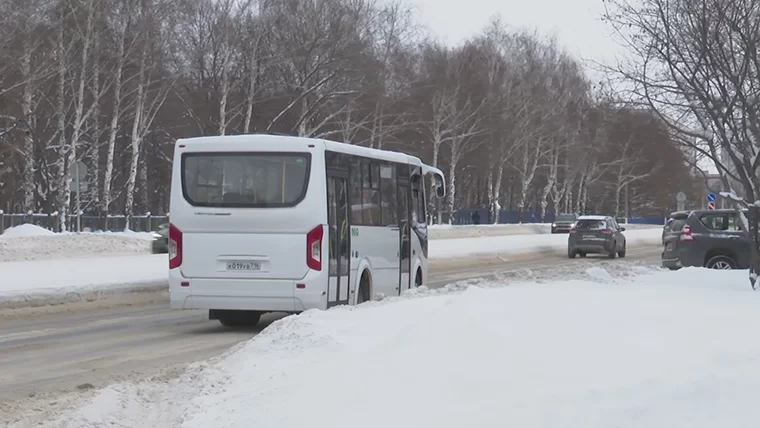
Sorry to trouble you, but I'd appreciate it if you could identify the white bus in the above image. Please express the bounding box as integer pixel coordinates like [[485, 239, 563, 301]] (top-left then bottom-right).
[[168, 134, 445, 326]]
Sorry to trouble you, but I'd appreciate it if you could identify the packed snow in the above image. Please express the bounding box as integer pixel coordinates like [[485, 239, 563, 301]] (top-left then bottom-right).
[[0, 254, 167, 307], [0, 223, 56, 238], [0, 228, 663, 306], [0, 224, 154, 262], [34, 266, 760, 428], [428, 222, 658, 239], [431, 228, 661, 259]]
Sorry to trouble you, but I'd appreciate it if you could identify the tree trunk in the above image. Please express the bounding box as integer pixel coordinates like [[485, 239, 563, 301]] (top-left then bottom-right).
[[125, 41, 148, 227], [447, 161, 457, 224], [21, 40, 35, 212], [218, 45, 231, 135], [101, 18, 127, 220], [491, 163, 504, 224], [56, 19, 69, 232], [88, 33, 101, 213]]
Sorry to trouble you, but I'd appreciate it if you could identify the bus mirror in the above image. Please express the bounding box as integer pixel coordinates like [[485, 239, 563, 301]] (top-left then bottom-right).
[[434, 174, 445, 198]]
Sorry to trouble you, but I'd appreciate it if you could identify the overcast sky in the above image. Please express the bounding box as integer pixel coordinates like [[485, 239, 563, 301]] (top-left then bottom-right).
[[410, 0, 630, 83]]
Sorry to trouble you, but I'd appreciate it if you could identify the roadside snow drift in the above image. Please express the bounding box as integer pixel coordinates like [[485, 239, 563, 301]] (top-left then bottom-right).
[[0, 229, 663, 306], [0, 225, 153, 262], [39, 267, 760, 428], [430, 228, 661, 259]]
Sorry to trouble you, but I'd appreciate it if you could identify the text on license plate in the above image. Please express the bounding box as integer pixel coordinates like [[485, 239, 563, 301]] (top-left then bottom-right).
[[226, 261, 261, 271], [583, 235, 596, 239]]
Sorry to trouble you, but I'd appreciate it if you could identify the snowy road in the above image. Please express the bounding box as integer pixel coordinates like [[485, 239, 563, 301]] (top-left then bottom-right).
[[0, 246, 662, 421]]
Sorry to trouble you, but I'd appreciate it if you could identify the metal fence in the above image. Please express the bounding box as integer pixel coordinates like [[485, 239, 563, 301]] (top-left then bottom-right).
[[0, 212, 169, 234]]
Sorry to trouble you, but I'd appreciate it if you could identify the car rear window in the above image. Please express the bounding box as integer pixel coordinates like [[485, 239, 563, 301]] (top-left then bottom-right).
[[182, 152, 311, 207], [669, 219, 687, 231], [575, 219, 607, 230]]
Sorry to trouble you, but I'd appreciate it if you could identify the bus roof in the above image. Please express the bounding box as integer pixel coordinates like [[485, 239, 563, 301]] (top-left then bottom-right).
[[176, 134, 425, 166]]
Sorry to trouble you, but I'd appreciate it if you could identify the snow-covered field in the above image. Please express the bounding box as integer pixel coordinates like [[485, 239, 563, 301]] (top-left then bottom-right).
[[30, 265, 760, 428], [0, 224, 662, 308]]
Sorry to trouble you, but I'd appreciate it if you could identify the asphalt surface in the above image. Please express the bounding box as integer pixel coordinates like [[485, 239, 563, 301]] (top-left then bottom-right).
[[0, 246, 662, 412]]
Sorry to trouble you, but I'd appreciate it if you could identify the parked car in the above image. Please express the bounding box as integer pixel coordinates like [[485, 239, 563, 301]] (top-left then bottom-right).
[[151, 223, 169, 254], [567, 215, 627, 259], [661, 209, 750, 270], [551, 213, 578, 234]]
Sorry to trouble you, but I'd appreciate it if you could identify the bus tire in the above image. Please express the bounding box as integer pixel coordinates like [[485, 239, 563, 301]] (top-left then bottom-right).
[[357, 271, 371, 305], [216, 310, 261, 327], [415, 269, 423, 287]]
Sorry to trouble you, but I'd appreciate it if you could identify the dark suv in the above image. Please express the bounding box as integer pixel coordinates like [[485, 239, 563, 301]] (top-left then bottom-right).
[[661, 209, 750, 270], [568, 215, 627, 259]]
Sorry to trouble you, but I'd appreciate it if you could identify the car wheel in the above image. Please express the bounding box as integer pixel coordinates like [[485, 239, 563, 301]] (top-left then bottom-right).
[[705, 255, 736, 270], [608, 247, 617, 259], [618, 243, 626, 258], [579, 252, 587, 258], [568, 248, 576, 259]]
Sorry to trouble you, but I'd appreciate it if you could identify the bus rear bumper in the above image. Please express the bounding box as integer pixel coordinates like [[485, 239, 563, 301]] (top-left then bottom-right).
[[169, 269, 327, 312]]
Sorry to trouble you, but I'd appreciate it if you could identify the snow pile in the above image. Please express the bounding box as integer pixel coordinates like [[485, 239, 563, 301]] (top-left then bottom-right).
[[0, 254, 168, 307], [0, 231, 154, 262], [0, 229, 665, 306], [37, 267, 760, 428], [1, 223, 56, 238], [429, 223, 659, 239], [431, 228, 662, 259]]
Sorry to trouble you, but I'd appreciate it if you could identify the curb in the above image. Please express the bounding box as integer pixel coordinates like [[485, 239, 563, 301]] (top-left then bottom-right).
[[0, 280, 168, 310]]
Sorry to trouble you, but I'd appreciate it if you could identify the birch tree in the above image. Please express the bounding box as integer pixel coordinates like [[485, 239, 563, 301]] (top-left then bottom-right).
[[124, 0, 173, 225]]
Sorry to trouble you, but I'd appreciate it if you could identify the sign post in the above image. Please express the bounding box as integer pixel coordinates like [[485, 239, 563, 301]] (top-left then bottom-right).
[[676, 191, 687, 211], [707, 193, 716, 210]]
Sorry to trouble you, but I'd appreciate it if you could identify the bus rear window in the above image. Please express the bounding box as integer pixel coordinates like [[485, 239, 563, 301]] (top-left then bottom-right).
[[182, 153, 311, 207]]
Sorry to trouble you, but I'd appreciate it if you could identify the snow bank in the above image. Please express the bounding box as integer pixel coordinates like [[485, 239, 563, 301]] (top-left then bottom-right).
[[0, 231, 153, 262], [429, 223, 659, 239], [37, 266, 760, 428], [0, 230, 664, 308], [0, 222, 659, 262], [1, 223, 56, 238], [431, 228, 662, 259], [0, 254, 168, 308]]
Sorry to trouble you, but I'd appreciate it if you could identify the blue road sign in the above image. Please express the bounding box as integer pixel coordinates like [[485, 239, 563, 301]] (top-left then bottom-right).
[[707, 193, 716, 202]]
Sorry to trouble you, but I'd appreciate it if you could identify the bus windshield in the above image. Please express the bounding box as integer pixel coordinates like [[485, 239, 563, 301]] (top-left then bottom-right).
[[182, 153, 311, 207]]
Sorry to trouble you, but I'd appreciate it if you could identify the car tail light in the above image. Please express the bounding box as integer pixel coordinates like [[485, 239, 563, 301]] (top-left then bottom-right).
[[307, 225, 323, 271], [680, 225, 695, 242], [601, 229, 612, 234], [169, 223, 182, 269], [570, 227, 576, 234]]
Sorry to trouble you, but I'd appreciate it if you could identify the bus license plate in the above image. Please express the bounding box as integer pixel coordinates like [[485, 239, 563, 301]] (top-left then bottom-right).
[[226, 261, 261, 271]]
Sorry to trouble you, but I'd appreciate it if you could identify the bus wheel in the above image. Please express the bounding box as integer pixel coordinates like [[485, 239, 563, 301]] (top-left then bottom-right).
[[215, 310, 261, 327], [415, 269, 423, 287], [357, 272, 371, 304]]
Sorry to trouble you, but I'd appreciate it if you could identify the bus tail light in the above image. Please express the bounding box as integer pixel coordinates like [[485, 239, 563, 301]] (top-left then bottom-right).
[[307, 225, 323, 271], [169, 223, 183, 269]]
